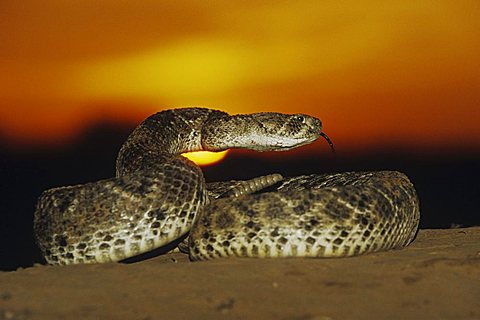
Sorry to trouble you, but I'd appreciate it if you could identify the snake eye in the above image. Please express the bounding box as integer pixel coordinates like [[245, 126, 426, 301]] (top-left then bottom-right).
[[295, 115, 305, 123]]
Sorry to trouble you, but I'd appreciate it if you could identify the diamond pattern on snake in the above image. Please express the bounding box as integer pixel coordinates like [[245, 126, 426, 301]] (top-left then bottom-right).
[[34, 107, 420, 265]]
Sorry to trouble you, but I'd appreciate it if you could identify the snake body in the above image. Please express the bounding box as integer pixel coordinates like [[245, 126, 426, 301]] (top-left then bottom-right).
[[34, 107, 420, 265]]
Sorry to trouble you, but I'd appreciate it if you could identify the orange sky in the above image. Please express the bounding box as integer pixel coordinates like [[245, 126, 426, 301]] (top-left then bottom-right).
[[1, 1, 479, 154]]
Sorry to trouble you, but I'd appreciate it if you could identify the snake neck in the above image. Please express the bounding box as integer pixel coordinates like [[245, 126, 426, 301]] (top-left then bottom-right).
[[116, 108, 226, 176]]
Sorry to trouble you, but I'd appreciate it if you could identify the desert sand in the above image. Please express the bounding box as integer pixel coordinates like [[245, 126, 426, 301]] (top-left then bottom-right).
[[1, 227, 479, 320]]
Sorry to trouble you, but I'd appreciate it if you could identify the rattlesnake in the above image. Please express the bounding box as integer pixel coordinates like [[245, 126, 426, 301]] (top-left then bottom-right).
[[34, 107, 420, 265]]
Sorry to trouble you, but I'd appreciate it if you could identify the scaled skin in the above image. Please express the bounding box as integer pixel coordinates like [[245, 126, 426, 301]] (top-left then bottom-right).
[[34, 108, 419, 265]]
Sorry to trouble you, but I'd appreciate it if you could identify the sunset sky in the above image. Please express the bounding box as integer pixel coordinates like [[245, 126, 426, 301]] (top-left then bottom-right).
[[1, 1, 479, 156]]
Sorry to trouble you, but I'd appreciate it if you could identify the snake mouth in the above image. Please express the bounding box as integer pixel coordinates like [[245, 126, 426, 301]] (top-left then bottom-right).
[[274, 135, 319, 150], [320, 132, 335, 153]]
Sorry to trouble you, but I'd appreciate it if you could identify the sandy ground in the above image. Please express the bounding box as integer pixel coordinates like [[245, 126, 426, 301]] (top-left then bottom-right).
[[1, 227, 479, 320]]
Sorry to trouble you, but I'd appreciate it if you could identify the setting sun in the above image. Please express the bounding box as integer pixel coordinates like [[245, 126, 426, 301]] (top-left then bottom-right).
[[182, 150, 230, 166]]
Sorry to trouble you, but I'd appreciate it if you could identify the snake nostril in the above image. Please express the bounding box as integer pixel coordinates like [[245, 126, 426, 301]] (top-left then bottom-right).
[[309, 119, 322, 132]]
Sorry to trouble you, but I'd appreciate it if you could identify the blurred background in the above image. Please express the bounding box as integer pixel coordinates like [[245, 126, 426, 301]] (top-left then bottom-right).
[[1, 1, 479, 270]]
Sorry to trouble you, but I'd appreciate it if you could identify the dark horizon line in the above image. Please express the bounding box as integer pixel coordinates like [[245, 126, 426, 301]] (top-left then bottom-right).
[[1, 137, 479, 160], [1, 117, 479, 158]]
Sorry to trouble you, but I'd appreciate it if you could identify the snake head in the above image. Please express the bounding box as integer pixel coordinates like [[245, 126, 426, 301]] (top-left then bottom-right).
[[246, 112, 322, 151], [268, 113, 323, 150], [269, 113, 335, 152], [201, 111, 333, 152]]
